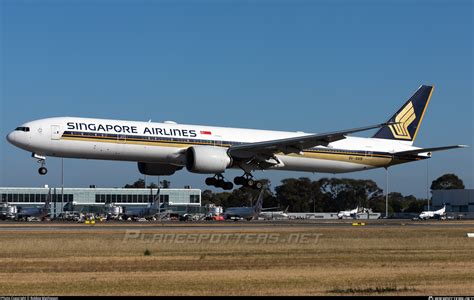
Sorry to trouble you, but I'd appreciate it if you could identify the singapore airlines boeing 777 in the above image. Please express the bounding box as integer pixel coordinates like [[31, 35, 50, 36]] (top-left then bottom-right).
[[6, 85, 467, 190]]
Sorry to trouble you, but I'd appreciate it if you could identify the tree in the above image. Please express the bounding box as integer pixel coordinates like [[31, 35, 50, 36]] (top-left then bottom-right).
[[275, 177, 319, 212], [123, 178, 163, 189], [318, 178, 383, 212], [147, 182, 159, 189], [431, 173, 464, 190], [123, 178, 146, 188], [160, 180, 171, 188], [388, 192, 405, 213], [405, 199, 425, 213], [224, 179, 274, 209], [201, 189, 215, 206]]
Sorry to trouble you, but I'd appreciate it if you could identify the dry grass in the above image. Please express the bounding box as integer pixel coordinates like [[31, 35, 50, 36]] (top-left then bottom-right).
[[0, 222, 473, 295]]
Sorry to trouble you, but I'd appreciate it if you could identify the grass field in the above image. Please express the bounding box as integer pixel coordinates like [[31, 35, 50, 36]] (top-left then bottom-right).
[[0, 221, 473, 295]]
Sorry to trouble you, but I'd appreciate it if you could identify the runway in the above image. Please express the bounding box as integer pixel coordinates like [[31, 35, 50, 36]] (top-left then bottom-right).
[[1, 219, 473, 231]]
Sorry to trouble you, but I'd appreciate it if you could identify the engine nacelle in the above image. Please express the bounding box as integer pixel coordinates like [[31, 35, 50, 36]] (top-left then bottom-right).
[[186, 146, 232, 174], [137, 162, 183, 176]]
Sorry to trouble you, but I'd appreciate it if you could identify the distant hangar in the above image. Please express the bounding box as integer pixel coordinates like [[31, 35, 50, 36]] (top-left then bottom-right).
[[432, 189, 474, 218]]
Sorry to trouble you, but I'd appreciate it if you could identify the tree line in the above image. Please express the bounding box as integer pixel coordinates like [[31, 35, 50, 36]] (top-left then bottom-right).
[[123, 173, 465, 213]]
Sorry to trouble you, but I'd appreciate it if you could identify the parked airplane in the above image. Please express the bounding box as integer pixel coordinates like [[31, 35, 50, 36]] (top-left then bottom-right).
[[337, 206, 362, 219], [17, 189, 51, 221], [6, 85, 467, 190], [121, 188, 163, 221], [259, 206, 289, 220], [224, 188, 265, 220], [0, 203, 18, 220], [419, 205, 447, 220]]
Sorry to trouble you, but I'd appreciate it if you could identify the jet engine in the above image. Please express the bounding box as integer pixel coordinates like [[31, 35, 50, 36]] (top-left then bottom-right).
[[186, 146, 232, 174]]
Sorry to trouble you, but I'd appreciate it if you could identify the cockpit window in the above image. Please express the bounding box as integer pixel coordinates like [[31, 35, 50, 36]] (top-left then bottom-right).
[[15, 127, 30, 132]]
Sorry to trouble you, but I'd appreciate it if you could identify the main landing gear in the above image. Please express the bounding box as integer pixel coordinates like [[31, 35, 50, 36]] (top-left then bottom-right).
[[205, 173, 264, 191], [205, 174, 233, 190], [233, 173, 263, 189], [32, 153, 48, 175]]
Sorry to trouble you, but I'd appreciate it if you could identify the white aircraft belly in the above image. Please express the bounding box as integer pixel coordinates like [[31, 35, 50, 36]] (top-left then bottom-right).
[[45, 139, 185, 164]]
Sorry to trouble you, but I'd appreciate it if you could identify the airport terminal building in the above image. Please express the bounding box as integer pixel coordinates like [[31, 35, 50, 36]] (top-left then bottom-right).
[[0, 187, 202, 217]]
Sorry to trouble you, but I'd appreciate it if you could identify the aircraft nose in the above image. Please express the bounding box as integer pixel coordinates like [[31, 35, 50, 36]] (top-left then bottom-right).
[[6, 131, 16, 145], [6, 129, 30, 148]]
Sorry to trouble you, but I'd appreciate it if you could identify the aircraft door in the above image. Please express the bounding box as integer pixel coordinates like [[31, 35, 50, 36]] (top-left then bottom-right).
[[51, 125, 61, 140], [117, 134, 127, 144]]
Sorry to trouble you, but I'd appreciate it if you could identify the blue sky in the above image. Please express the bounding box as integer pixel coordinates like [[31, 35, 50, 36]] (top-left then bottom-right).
[[1, 0, 472, 197]]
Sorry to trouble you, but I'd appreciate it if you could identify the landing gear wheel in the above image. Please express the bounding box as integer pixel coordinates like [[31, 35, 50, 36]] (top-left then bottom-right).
[[205, 177, 217, 186], [234, 176, 245, 185], [206, 174, 233, 190], [245, 178, 254, 187], [223, 182, 234, 190], [214, 180, 223, 188], [33, 153, 48, 176], [38, 167, 48, 175], [234, 173, 262, 189]]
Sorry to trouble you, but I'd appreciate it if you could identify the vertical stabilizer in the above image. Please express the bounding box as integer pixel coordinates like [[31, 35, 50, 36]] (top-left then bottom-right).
[[373, 85, 434, 145]]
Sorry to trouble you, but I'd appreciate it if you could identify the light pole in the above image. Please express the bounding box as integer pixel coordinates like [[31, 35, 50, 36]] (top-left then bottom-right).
[[426, 159, 430, 211], [157, 176, 161, 220], [61, 158, 64, 217], [385, 167, 389, 219]]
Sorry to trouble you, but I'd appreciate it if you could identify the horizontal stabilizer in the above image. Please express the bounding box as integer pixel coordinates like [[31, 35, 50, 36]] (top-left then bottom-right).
[[394, 145, 468, 156]]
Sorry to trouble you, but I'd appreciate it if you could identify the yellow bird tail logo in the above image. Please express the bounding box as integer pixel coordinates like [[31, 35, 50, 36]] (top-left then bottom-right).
[[372, 85, 433, 143], [388, 101, 416, 140]]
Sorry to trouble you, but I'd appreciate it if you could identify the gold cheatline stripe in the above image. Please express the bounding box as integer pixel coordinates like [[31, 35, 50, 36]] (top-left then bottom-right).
[[61, 134, 412, 167]]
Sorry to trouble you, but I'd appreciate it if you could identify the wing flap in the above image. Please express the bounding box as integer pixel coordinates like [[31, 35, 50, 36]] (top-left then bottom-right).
[[229, 122, 391, 158]]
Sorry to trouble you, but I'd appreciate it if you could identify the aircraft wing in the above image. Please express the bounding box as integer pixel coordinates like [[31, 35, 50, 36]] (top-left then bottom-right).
[[394, 145, 468, 156], [229, 123, 391, 160]]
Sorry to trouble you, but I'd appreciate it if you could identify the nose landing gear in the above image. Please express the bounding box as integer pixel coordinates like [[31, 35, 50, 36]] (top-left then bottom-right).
[[38, 166, 47, 175], [32, 153, 48, 175]]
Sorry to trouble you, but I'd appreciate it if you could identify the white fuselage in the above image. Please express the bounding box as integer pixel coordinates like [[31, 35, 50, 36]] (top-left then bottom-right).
[[6, 117, 423, 174], [259, 211, 289, 220], [419, 206, 446, 220], [337, 207, 359, 219]]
